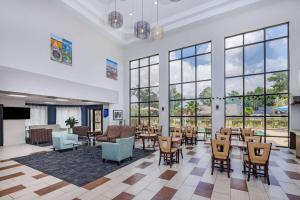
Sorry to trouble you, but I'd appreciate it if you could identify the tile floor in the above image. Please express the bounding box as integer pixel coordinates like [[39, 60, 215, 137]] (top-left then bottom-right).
[[0, 142, 300, 200]]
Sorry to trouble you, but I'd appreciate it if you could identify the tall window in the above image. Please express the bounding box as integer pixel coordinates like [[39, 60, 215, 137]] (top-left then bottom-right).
[[25, 105, 48, 127], [130, 55, 159, 126], [169, 42, 212, 133], [225, 23, 289, 146], [56, 107, 82, 128]]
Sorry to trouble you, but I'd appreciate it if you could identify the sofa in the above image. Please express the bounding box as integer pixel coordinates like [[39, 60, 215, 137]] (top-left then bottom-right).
[[102, 136, 135, 164], [29, 124, 67, 132], [29, 128, 52, 144], [96, 125, 135, 142], [52, 131, 78, 151]]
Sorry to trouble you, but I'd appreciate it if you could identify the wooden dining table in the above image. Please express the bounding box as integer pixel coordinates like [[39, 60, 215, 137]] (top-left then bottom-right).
[[204, 139, 280, 151]]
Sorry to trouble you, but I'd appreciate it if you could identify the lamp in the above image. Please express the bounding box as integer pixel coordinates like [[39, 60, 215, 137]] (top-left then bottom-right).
[[108, 0, 123, 29], [151, 1, 164, 40], [134, 0, 150, 39]]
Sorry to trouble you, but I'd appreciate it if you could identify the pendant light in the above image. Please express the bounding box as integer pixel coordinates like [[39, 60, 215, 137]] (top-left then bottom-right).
[[151, 1, 164, 40], [134, 0, 150, 39], [108, 0, 123, 29]]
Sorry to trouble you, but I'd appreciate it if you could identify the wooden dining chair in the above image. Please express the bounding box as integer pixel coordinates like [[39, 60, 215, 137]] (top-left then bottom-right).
[[158, 136, 178, 168], [216, 134, 231, 142], [211, 139, 231, 178], [245, 142, 272, 184], [240, 128, 254, 141], [220, 128, 232, 141], [185, 127, 196, 145], [135, 124, 143, 139], [171, 132, 183, 160]]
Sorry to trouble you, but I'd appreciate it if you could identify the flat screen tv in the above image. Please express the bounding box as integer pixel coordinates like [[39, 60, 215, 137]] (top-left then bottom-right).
[[3, 107, 30, 120]]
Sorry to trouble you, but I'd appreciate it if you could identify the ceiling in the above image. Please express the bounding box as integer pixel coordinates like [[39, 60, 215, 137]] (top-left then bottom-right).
[[62, 0, 264, 45], [0, 91, 102, 106]]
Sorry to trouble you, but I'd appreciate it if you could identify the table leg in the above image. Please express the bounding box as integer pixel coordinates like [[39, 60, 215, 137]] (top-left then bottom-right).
[[142, 138, 145, 151], [153, 137, 156, 151]]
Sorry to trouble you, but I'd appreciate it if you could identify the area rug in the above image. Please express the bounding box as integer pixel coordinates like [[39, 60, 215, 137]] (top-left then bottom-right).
[[13, 146, 153, 186]]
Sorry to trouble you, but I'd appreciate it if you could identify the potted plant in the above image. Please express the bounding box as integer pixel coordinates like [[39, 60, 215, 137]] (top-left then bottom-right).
[[65, 117, 79, 133]]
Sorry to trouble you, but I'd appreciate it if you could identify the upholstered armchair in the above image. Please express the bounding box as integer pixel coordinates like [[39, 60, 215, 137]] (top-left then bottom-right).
[[102, 136, 135, 165], [52, 131, 78, 151]]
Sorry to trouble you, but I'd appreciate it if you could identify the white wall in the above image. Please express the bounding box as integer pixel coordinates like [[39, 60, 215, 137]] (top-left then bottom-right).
[[0, 0, 124, 122], [124, 0, 300, 135], [0, 97, 26, 146]]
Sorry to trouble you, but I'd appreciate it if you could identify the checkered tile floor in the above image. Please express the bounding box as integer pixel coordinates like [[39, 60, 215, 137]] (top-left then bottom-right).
[[1, 142, 300, 200]]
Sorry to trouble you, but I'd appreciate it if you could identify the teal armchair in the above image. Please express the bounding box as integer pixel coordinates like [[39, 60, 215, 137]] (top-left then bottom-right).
[[102, 136, 135, 164], [52, 131, 78, 151]]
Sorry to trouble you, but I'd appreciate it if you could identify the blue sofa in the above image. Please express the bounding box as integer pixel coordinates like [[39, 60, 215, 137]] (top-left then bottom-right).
[[52, 131, 78, 151], [102, 136, 135, 164]]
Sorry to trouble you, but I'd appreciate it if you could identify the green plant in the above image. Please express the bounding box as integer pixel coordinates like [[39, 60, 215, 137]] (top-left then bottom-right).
[[65, 117, 78, 128]]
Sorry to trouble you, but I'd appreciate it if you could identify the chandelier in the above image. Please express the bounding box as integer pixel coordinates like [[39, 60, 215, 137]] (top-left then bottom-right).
[[151, 1, 164, 40], [134, 0, 150, 39], [108, 0, 123, 28]]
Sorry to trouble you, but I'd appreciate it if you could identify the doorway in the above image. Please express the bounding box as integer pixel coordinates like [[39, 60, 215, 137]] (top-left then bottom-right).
[[89, 108, 103, 132]]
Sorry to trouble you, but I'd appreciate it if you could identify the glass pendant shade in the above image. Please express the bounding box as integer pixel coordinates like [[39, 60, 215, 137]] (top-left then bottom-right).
[[151, 25, 164, 40], [108, 11, 123, 29], [134, 20, 150, 40]]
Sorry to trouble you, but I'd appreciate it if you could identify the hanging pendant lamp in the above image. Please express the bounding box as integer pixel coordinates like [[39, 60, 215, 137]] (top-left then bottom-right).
[[108, 0, 123, 29], [151, 1, 164, 40], [134, 0, 150, 39]]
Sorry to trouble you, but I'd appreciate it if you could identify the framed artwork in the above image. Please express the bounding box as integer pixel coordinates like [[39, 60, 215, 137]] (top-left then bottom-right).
[[50, 34, 72, 66], [113, 110, 123, 120], [106, 59, 118, 80]]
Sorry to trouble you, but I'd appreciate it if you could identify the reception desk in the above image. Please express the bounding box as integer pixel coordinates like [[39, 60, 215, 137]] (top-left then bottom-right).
[[291, 129, 300, 158]]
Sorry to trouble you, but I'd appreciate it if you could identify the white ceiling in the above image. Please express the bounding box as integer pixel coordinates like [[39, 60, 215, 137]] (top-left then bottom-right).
[[62, 0, 264, 44]]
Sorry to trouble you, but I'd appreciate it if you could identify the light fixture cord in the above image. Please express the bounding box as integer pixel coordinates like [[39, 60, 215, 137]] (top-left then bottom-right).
[[142, 0, 144, 20], [156, 1, 159, 24]]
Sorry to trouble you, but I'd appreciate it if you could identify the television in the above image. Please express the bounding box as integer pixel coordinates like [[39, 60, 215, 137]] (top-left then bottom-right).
[[3, 107, 30, 120]]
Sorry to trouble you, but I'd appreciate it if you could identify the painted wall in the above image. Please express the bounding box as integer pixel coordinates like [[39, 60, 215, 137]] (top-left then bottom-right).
[[0, 97, 26, 146], [124, 0, 300, 135], [0, 0, 124, 123]]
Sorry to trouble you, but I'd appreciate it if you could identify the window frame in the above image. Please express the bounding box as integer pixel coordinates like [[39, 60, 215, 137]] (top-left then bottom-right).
[[224, 22, 290, 147], [129, 54, 160, 126], [168, 41, 212, 134]]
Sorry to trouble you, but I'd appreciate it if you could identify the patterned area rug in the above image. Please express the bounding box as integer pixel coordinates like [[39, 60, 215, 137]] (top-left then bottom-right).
[[14, 146, 153, 186]]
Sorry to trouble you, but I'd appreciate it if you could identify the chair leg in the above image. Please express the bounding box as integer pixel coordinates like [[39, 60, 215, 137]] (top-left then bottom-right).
[[159, 153, 161, 166], [266, 165, 270, 185], [181, 149, 183, 159], [211, 159, 214, 175], [247, 164, 251, 182], [170, 154, 172, 168], [227, 159, 230, 178]]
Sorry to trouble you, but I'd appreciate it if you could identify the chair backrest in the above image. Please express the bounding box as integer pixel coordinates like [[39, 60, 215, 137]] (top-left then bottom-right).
[[158, 136, 172, 152], [120, 126, 136, 138], [216, 134, 230, 142], [211, 139, 230, 159], [240, 128, 254, 141], [247, 142, 272, 165], [137, 124, 143, 131], [220, 128, 232, 136], [106, 125, 122, 138], [171, 132, 183, 138], [245, 136, 261, 143], [116, 136, 135, 148], [185, 127, 194, 137]]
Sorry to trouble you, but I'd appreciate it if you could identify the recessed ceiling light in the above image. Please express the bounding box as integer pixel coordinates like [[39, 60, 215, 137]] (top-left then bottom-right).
[[129, 12, 133, 16], [44, 102, 56, 104], [154, 1, 158, 5], [7, 94, 28, 98], [55, 98, 68, 102]]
